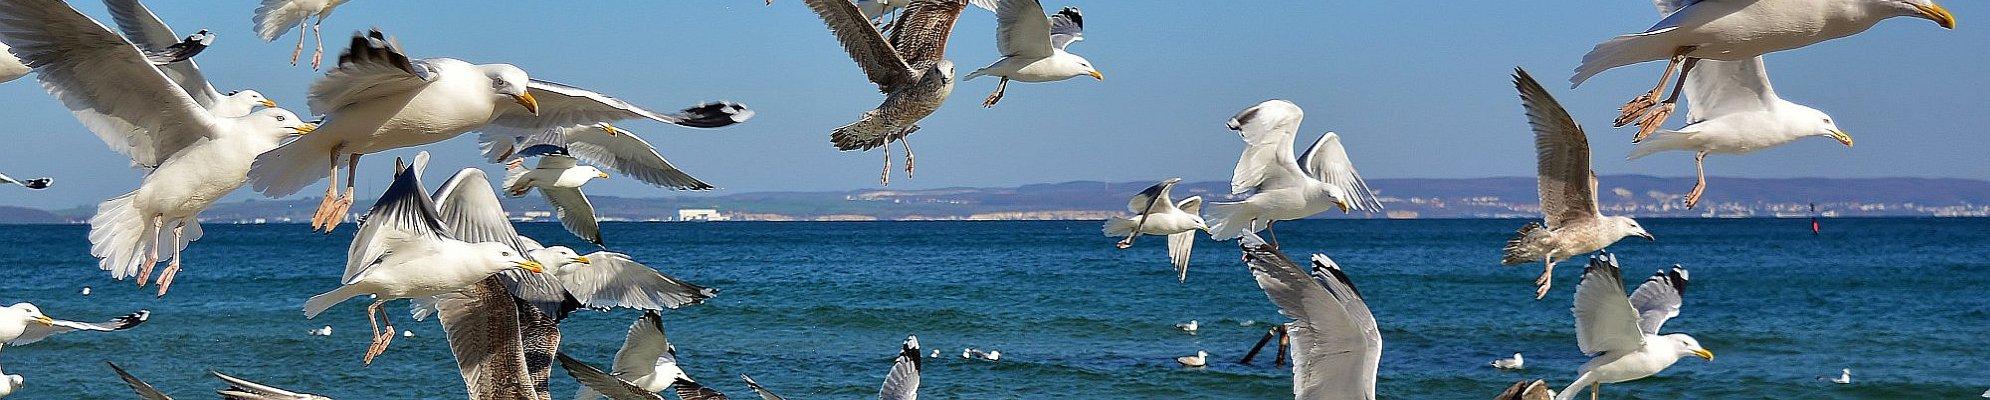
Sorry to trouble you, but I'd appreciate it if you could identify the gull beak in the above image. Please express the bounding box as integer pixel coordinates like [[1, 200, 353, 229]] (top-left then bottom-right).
[[597, 171, 611, 179], [598, 124, 622, 136], [512, 92, 541, 116], [292, 123, 317, 136], [516, 260, 544, 273], [1830, 130, 1854, 147], [1915, 2, 1957, 29], [32, 316, 52, 326], [573, 256, 590, 264], [1336, 198, 1352, 213], [259, 99, 278, 108], [1692, 348, 1714, 361], [1639, 232, 1655, 241], [1088, 70, 1104, 81]]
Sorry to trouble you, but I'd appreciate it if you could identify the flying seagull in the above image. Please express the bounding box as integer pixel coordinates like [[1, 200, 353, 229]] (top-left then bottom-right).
[[879, 336, 922, 400], [252, 0, 353, 68], [0, 0, 314, 297], [479, 123, 718, 191], [1205, 100, 1381, 243], [1556, 253, 1712, 400], [1102, 178, 1205, 282], [109, 362, 334, 400], [1626, 56, 1852, 208], [503, 155, 611, 245], [799, 0, 969, 185], [247, 29, 752, 233], [565, 312, 709, 400], [1240, 234, 1381, 400], [0, 304, 148, 350], [1572, 0, 1956, 140], [301, 152, 544, 364], [1502, 68, 1653, 299], [0, 173, 50, 190], [963, 0, 1101, 107]]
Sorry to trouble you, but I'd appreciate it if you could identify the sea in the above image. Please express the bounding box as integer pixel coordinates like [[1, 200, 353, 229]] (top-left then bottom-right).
[[0, 218, 1983, 399]]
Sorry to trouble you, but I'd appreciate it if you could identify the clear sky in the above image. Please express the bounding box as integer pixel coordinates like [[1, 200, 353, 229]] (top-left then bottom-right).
[[0, 1, 1983, 209]]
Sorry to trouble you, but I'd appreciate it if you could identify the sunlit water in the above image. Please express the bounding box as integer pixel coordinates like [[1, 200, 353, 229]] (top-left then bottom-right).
[[0, 218, 1983, 398]]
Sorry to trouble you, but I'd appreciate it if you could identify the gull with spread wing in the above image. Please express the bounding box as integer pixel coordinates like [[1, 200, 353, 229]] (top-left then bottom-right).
[[105, 0, 282, 118], [1240, 235, 1380, 400], [1625, 55, 1852, 208], [0, 173, 50, 190], [1205, 100, 1382, 243], [1502, 69, 1653, 299], [0, 0, 315, 297], [963, 0, 1100, 107], [1556, 253, 1711, 400], [563, 311, 713, 400], [1102, 178, 1205, 282], [504, 155, 611, 245], [799, 0, 968, 185], [480, 123, 717, 191], [0, 304, 147, 350]]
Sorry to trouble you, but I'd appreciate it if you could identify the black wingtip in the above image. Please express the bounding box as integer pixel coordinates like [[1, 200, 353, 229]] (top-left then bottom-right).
[[1055, 6, 1082, 27], [672, 101, 755, 128], [21, 178, 51, 189]]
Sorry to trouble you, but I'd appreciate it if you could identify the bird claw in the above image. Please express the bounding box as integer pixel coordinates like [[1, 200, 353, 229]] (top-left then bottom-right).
[[310, 49, 324, 70], [1614, 92, 1661, 127], [1115, 239, 1133, 249], [1684, 183, 1706, 209], [362, 325, 396, 365], [1534, 283, 1551, 300], [154, 262, 180, 297], [1630, 103, 1674, 142], [313, 191, 355, 233], [982, 90, 1003, 108]]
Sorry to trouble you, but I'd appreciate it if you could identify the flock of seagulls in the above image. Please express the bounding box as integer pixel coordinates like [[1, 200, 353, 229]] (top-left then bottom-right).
[[0, 0, 1968, 398]]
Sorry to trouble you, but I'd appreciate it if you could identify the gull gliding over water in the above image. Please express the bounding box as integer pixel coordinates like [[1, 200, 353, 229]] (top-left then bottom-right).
[[504, 155, 611, 245], [1102, 178, 1205, 282], [565, 311, 707, 400], [1205, 100, 1382, 242], [479, 123, 718, 191], [799, 0, 969, 185], [1573, 0, 1957, 140], [1240, 234, 1380, 400], [963, 0, 1101, 107], [1625, 55, 1852, 208], [0, 0, 314, 297], [1501, 69, 1653, 299], [1556, 253, 1711, 400], [0, 304, 148, 349]]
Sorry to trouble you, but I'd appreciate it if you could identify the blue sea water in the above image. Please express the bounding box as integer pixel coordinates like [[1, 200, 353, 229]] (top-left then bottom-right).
[[0, 218, 1984, 399]]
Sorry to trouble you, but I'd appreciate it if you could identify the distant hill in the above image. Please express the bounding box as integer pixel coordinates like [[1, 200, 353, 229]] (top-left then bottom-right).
[[15, 175, 1990, 224]]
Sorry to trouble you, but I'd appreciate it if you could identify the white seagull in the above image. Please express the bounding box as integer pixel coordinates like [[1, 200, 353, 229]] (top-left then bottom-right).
[[504, 155, 611, 245], [963, 0, 1101, 107], [0, 365, 16, 398], [0, 0, 314, 297], [1491, 353, 1525, 370], [1573, 0, 1956, 139], [565, 311, 705, 400], [252, 0, 353, 68], [310, 325, 332, 336], [1831, 369, 1852, 384], [1103, 178, 1206, 282], [1502, 69, 1653, 299], [1175, 350, 1207, 368], [1626, 56, 1852, 209], [1206, 100, 1382, 242], [247, 29, 751, 233], [1240, 234, 1380, 400], [1556, 253, 1712, 400], [0, 304, 148, 350], [300, 152, 544, 364], [479, 123, 718, 191], [0, 173, 50, 190], [1175, 320, 1198, 334]]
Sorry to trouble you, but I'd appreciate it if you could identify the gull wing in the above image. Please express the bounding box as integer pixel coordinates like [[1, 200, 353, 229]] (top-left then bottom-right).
[[107, 362, 174, 400], [1125, 178, 1180, 214], [800, 0, 917, 90], [11, 310, 149, 346], [989, 0, 1053, 58], [878, 336, 922, 400], [1628, 265, 1689, 335], [1047, 6, 1083, 50], [1682, 57, 1778, 125], [0, 0, 225, 168], [605, 311, 679, 391], [558, 353, 664, 400], [431, 168, 534, 251], [741, 375, 786, 400], [488, 80, 752, 131], [561, 252, 717, 311], [212, 371, 333, 400], [565, 125, 714, 190], [437, 277, 540, 400], [886, 0, 968, 67], [1572, 253, 1646, 356], [343, 152, 444, 284], [673, 378, 731, 400], [1239, 236, 1379, 400], [307, 29, 436, 116], [539, 186, 602, 245], [1226, 100, 1308, 195], [1298, 132, 1384, 211], [1513, 68, 1599, 228], [103, 0, 223, 108]]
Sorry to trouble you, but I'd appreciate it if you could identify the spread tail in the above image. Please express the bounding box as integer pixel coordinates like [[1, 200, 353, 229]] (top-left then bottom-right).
[[1101, 216, 1139, 237], [1502, 222, 1544, 265], [1571, 30, 1676, 88], [1203, 201, 1262, 241], [251, 0, 310, 41], [248, 135, 337, 198], [302, 286, 362, 319], [830, 112, 903, 151], [89, 192, 157, 281]]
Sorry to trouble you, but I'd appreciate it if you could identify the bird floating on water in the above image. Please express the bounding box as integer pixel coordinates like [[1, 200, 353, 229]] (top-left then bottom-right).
[[1175, 320, 1198, 334], [1491, 353, 1525, 370], [1176, 350, 1207, 368], [1831, 368, 1851, 384]]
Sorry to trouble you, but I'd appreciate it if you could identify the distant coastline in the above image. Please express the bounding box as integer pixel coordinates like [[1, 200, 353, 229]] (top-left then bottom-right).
[[4, 175, 1986, 224]]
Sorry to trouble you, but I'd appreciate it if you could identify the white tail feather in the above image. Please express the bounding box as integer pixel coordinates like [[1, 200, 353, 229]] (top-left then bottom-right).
[[1626, 131, 1692, 160], [1101, 216, 1138, 237], [248, 136, 337, 198], [1203, 201, 1262, 241], [89, 192, 155, 280], [303, 286, 362, 319]]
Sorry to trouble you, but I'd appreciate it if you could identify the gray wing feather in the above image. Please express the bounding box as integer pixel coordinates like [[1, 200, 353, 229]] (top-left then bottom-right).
[[12, 310, 149, 345], [878, 336, 921, 400], [1167, 231, 1194, 283], [107, 362, 174, 400], [1682, 57, 1776, 124], [1239, 239, 1378, 400], [1048, 6, 1083, 50], [673, 378, 730, 400], [343, 152, 442, 284], [1513, 68, 1599, 228], [1298, 132, 1384, 211], [800, 0, 916, 90], [610, 311, 673, 379], [431, 168, 533, 251], [991, 0, 1052, 58], [490, 80, 751, 132], [1628, 265, 1688, 335], [307, 30, 434, 115], [102, 0, 223, 108], [212, 371, 332, 400], [1572, 253, 1646, 356], [539, 187, 602, 245], [1125, 178, 1179, 213], [741, 375, 785, 400], [437, 277, 541, 400], [566, 125, 715, 190], [563, 252, 716, 311], [557, 353, 663, 400]]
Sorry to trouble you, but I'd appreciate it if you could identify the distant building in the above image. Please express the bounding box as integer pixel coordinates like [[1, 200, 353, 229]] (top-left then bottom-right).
[[679, 209, 727, 222]]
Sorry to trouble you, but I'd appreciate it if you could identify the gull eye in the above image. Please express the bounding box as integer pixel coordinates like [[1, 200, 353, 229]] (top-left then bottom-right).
[[501, 251, 512, 257], [275, 115, 286, 122]]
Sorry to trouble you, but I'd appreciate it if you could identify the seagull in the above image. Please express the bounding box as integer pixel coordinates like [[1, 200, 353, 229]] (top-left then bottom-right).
[[1626, 56, 1852, 209], [798, 0, 969, 185], [401, 330, 413, 338], [1104, 178, 1206, 282], [140, 29, 212, 66], [310, 325, 332, 336], [503, 155, 611, 245], [0, 366, 16, 398], [879, 336, 922, 400], [300, 152, 544, 364], [930, 349, 940, 358], [741, 375, 783, 400], [1572, 0, 1957, 140], [431, 276, 546, 400], [0, 0, 313, 297], [982, 350, 1000, 361], [108, 361, 333, 400], [247, 29, 751, 233], [1240, 234, 1380, 399], [961, 347, 974, 359], [963, 0, 1101, 107], [106, 0, 283, 118], [564, 311, 705, 400], [1831, 369, 1852, 384], [1175, 320, 1198, 334], [0, 304, 148, 349], [1206, 100, 1382, 242], [479, 123, 718, 191], [0, 173, 50, 190], [1491, 353, 1525, 370], [1175, 350, 1207, 368], [1556, 253, 1712, 400], [0, 41, 25, 84], [253, 0, 353, 68], [77, 286, 89, 296], [1502, 69, 1654, 299]]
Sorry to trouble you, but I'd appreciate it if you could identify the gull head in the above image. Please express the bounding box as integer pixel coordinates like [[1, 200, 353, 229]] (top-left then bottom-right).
[[928, 60, 957, 84], [1807, 111, 1853, 148], [248, 108, 317, 137], [1893, 0, 1957, 29], [529, 246, 589, 268], [225, 90, 278, 109], [1227, 100, 1304, 135], [476, 242, 543, 274], [484, 64, 537, 115], [1062, 53, 1103, 81], [1325, 185, 1354, 213], [6, 303, 51, 326], [1667, 333, 1714, 361], [1613, 216, 1653, 241], [582, 166, 611, 180]]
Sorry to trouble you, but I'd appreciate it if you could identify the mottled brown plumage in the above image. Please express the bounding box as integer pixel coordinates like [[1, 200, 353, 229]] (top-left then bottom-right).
[[800, 0, 968, 184]]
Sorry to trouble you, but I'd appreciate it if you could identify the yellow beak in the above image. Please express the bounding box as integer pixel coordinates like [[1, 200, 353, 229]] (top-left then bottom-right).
[[1336, 198, 1352, 213], [1692, 348, 1714, 361], [598, 123, 622, 136], [573, 256, 590, 264], [512, 92, 541, 115], [597, 171, 611, 179], [32, 316, 52, 326], [1829, 130, 1853, 147], [259, 99, 278, 108], [1915, 2, 1957, 29], [293, 123, 318, 135], [1088, 70, 1104, 81], [517, 260, 544, 273]]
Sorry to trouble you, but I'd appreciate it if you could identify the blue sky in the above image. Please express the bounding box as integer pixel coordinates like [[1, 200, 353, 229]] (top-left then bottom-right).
[[0, 1, 1982, 209]]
